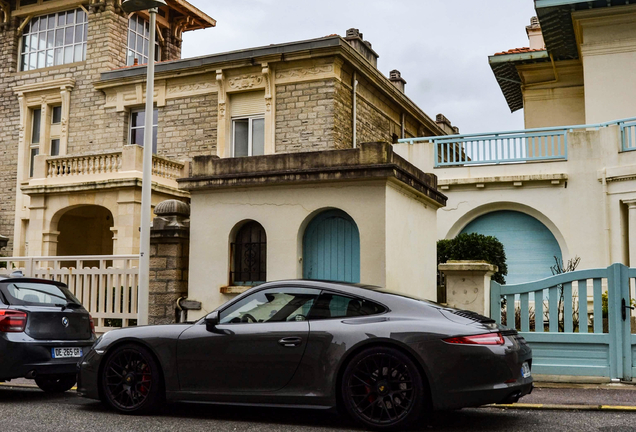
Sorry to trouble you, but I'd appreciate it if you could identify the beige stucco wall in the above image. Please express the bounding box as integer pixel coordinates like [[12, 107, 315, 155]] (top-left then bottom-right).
[[187, 179, 441, 318], [574, 7, 636, 123], [396, 125, 636, 274], [384, 181, 438, 300]]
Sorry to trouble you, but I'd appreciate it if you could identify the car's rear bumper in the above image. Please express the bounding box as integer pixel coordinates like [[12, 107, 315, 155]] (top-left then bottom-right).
[[0, 333, 95, 380], [434, 378, 533, 410]]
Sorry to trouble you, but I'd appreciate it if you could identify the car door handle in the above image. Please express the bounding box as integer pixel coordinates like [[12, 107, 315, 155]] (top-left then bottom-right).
[[278, 337, 302, 347]]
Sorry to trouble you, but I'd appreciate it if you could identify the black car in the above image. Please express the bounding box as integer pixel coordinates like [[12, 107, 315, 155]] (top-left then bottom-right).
[[78, 280, 532, 430], [0, 272, 96, 392]]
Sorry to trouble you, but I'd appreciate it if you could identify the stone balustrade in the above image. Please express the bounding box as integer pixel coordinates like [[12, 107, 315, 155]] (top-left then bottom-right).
[[30, 145, 188, 187]]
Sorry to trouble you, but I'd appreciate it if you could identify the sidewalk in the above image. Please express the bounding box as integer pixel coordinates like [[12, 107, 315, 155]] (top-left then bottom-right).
[[493, 382, 636, 411]]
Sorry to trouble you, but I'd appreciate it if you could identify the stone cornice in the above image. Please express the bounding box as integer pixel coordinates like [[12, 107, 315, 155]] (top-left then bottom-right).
[[21, 178, 189, 197], [439, 173, 568, 190], [14, 77, 75, 95], [179, 142, 447, 208]]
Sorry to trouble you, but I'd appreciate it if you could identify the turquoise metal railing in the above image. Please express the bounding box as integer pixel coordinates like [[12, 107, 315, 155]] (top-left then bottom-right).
[[399, 116, 636, 167], [490, 263, 635, 381]]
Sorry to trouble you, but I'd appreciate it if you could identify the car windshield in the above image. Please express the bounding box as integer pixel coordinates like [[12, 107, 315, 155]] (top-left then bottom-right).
[[0, 282, 81, 307]]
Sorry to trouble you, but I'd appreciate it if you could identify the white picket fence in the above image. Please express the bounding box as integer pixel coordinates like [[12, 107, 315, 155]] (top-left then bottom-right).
[[0, 255, 139, 334]]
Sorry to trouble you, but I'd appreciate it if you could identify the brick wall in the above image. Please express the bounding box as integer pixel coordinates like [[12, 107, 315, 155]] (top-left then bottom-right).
[[275, 79, 336, 153], [156, 93, 218, 159], [356, 93, 395, 145]]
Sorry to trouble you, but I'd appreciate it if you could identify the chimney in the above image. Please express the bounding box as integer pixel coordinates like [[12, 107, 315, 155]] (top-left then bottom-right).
[[344, 28, 379, 68], [436, 114, 459, 135], [526, 16, 545, 50], [389, 70, 406, 93]]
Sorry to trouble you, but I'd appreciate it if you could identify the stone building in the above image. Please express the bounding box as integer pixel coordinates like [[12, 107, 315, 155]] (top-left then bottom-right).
[[0, 0, 447, 262], [0, 1, 451, 313]]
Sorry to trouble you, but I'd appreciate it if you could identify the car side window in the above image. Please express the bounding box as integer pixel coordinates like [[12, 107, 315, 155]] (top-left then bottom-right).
[[308, 293, 386, 320], [219, 287, 320, 324]]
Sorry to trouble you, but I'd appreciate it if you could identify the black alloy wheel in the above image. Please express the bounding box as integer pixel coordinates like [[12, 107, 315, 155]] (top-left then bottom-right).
[[341, 346, 426, 431], [34, 374, 76, 393], [101, 344, 162, 414]]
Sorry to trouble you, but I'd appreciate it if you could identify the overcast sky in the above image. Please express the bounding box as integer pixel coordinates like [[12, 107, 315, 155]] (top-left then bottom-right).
[[182, 1, 537, 135]]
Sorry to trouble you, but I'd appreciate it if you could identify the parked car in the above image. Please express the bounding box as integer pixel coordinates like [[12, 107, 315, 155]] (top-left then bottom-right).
[[77, 280, 532, 431], [0, 271, 96, 393]]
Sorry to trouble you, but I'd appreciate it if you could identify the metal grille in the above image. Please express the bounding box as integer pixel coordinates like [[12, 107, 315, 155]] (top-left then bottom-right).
[[231, 222, 266, 285]]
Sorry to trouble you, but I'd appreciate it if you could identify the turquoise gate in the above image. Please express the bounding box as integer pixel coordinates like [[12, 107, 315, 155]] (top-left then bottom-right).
[[490, 263, 635, 381]]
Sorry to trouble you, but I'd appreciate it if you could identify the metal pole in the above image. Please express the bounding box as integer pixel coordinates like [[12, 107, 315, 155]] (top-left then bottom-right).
[[138, 7, 157, 326]]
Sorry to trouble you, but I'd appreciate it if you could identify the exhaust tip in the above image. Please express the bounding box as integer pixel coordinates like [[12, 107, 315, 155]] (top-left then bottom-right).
[[25, 370, 36, 379]]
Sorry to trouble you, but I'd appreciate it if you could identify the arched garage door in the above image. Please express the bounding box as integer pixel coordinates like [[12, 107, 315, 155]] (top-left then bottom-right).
[[461, 210, 562, 285], [303, 210, 360, 283]]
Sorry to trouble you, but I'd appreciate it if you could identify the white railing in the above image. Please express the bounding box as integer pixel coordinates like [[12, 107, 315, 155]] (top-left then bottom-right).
[[152, 156, 185, 180], [48, 152, 123, 178], [0, 255, 139, 334]]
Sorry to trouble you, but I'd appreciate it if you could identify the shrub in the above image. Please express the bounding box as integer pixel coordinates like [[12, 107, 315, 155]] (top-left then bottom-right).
[[437, 232, 508, 284]]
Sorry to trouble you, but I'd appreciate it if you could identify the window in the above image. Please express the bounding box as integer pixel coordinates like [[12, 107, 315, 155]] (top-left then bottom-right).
[[129, 109, 158, 153], [20, 8, 87, 71], [219, 288, 320, 324], [127, 14, 160, 66], [232, 117, 264, 157], [231, 221, 266, 285], [29, 108, 41, 177], [308, 293, 387, 320], [50, 105, 61, 156]]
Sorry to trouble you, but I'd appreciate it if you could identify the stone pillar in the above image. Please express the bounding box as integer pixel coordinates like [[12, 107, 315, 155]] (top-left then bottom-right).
[[438, 260, 498, 316], [148, 200, 190, 325], [624, 200, 636, 267]]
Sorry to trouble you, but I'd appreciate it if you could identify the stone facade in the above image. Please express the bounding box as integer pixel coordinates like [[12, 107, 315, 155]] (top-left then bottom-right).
[[274, 79, 336, 153]]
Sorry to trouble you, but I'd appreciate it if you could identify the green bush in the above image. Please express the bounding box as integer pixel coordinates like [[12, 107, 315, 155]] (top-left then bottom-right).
[[437, 232, 508, 284]]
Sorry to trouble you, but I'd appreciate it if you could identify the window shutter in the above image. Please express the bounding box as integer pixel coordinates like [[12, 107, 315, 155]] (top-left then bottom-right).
[[230, 91, 266, 117]]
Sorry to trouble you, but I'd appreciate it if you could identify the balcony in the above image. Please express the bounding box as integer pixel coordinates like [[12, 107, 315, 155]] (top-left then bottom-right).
[[399, 117, 636, 169], [24, 145, 189, 194]]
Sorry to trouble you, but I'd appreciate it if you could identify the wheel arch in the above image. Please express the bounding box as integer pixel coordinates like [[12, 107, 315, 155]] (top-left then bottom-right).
[[334, 338, 434, 411], [97, 338, 167, 402]]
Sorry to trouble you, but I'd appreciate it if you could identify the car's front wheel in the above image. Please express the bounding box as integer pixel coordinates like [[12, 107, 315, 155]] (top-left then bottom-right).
[[35, 374, 76, 393], [341, 346, 427, 431], [100, 343, 163, 414]]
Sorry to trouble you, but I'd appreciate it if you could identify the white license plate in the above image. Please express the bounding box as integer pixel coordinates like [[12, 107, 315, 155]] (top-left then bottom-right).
[[521, 362, 531, 378], [51, 347, 83, 359]]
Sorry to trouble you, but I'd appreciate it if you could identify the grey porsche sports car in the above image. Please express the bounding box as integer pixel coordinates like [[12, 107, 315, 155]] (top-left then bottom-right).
[[77, 280, 532, 430]]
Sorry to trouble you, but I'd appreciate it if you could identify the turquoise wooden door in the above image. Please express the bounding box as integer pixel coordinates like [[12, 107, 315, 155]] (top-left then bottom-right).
[[461, 210, 562, 285], [303, 210, 360, 283]]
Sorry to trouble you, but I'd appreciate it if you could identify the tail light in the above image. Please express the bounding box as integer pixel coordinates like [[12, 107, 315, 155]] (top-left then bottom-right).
[[0, 309, 28, 333], [443, 332, 505, 345], [88, 314, 95, 335]]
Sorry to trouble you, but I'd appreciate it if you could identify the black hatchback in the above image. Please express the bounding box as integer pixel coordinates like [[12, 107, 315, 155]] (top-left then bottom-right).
[[0, 272, 96, 392]]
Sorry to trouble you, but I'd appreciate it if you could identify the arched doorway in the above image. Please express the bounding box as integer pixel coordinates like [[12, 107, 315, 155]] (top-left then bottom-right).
[[303, 209, 360, 283], [56, 206, 114, 257], [461, 210, 562, 285]]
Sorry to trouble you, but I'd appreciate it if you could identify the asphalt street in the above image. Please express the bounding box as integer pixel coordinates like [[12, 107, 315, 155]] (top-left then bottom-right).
[[2, 385, 636, 432]]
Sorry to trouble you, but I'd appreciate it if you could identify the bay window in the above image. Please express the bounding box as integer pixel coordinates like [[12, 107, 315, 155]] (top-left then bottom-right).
[[20, 8, 87, 72]]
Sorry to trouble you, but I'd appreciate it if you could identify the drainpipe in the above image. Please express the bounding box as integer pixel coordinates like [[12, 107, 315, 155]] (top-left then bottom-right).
[[401, 112, 405, 139], [602, 168, 612, 266], [352, 71, 358, 148]]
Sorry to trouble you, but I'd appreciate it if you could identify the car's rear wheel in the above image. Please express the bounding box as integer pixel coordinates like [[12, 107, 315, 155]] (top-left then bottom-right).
[[341, 346, 426, 431], [100, 343, 162, 414], [35, 374, 76, 393]]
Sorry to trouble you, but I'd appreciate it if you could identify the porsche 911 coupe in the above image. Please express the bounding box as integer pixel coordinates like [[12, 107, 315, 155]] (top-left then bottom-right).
[[77, 280, 532, 430]]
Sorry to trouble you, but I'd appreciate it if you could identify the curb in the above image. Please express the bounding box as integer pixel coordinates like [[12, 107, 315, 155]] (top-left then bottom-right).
[[488, 403, 636, 411], [0, 382, 77, 391]]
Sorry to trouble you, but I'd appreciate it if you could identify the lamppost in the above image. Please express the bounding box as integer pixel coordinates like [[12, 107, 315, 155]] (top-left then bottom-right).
[[121, 0, 167, 326]]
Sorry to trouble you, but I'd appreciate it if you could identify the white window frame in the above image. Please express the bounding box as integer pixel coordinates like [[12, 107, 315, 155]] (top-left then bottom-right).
[[232, 115, 265, 157], [129, 108, 158, 154], [127, 14, 161, 66], [19, 8, 88, 72], [29, 108, 41, 178]]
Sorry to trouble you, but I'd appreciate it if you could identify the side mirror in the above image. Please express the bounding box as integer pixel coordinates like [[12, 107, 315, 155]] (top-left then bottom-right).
[[205, 311, 220, 332]]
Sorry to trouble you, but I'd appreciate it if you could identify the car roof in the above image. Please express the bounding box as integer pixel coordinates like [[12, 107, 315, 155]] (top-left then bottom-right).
[[0, 275, 67, 287]]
